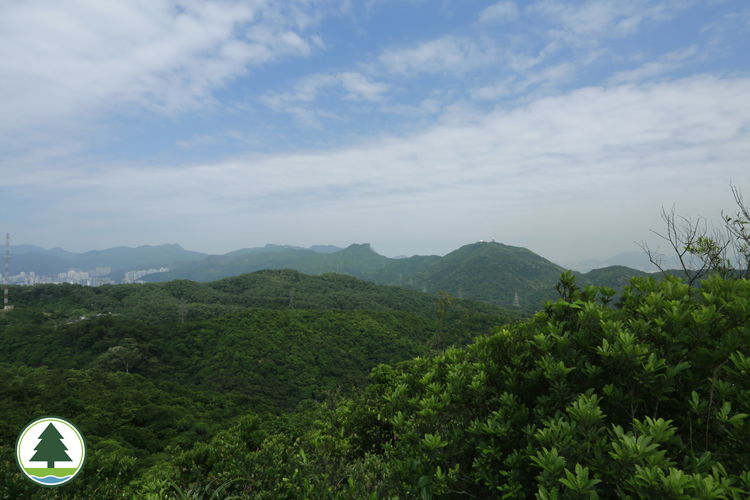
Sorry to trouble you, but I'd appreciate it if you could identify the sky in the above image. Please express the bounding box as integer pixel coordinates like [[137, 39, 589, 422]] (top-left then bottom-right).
[[1, 0, 748, 265]]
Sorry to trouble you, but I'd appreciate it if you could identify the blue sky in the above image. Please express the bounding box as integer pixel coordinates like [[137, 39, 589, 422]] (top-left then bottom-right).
[[1, 0, 748, 265]]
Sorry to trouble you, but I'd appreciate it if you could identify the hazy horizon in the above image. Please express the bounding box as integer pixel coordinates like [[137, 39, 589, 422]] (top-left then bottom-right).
[[7, 239, 677, 272], [2, 1, 748, 264]]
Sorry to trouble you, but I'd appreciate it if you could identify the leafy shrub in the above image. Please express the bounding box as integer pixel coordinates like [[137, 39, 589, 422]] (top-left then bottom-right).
[[353, 273, 750, 498]]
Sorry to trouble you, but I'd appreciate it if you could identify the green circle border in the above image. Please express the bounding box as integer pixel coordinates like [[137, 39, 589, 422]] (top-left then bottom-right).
[[15, 415, 88, 488]]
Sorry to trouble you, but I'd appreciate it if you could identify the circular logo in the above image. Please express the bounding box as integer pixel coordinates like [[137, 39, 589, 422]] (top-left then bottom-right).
[[15, 416, 87, 487]]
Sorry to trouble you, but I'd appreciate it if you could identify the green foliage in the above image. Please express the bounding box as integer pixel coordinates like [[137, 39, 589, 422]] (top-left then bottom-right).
[[94, 338, 143, 373], [6, 268, 522, 325], [374, 241, 570, 314], [136, 241, 649, 315], [1, 441, 140, 500], [339, 272, 750, 498], [0, 364, 272, 469], [5, 264, 749, 499], [0, 306, 491, 410]]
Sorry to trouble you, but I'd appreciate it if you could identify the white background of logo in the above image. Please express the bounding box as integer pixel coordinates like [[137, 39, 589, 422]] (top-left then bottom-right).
[[17, 418, 85, 470]]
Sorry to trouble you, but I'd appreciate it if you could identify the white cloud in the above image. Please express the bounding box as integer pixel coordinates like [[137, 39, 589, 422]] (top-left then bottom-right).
[[528, 0, 694, 47], [609, 45, 700, 84], [339, 72, 390, 101], [0, 0, 326, 145], [470, 61, 575, 99], [700, 8, 750, 38], [12, 75, 749, 261], [478, 2, 520, 23], [382, 98, 443, 116], [262, 71, 389, 126], [378, 36, 499, 76], [176, 129, 261, 149]]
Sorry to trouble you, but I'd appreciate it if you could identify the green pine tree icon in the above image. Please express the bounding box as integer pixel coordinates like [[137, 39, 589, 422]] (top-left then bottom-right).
[[30, 423, 71, 468]]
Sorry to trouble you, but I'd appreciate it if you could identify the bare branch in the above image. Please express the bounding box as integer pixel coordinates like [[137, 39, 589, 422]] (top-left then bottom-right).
[[642, 183, 750, 285], [636, 241, 667, 276], [724, 183, 750, 279], [644, 205, 712, 286]]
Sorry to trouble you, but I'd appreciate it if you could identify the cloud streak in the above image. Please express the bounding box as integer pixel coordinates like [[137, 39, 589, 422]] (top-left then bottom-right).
[[528, 0, 694, 46], [2, 0, 748, 262], [378, 36, 500, 76], [0, 0, 326, 144], [262, 71, 389, 126], [478, 2, 520, 23], [12, 75, 750, 259]]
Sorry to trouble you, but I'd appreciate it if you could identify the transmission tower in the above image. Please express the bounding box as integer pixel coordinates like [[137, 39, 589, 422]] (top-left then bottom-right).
[[458, 287, 462, 299], [289, 289, 295, 309], [179, 298, 186, 323], [513, 291, 520, 307], [4, 234, 9, 310]]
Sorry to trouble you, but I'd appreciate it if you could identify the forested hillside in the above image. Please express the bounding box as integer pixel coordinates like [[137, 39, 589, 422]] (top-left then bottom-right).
[[143, 241, 652, 315], [2, 238, 749, 499], [7, 269, 520, 324], [1, 270, 526, 498], [2, 270, 748, 499], [0, 308, 491, 409], [372, 242, 567, 310]]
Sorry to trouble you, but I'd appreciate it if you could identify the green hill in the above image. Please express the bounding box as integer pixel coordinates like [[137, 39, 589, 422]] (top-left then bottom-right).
[[141, 241, 658, 315], [143, 243, 390, 283], [371, 241, 567, 313], [2, 268, 748, 499], [7, 269, 522, 326], [0, 308, 444, 410], [574, 265, 651, 286]]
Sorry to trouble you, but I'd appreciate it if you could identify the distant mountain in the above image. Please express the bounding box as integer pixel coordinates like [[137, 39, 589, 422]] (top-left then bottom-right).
[[7, 244, 208, 277], [143, 243, 389, 283], [144, 241, 648, 314], [12, 241, 660, 313], [223, 244, 305, 259], [221, 244, 343, 259], [9, 244, 52, 255], [370, 242, 567, 313], [308, 245, 344, 254], [573, 265, 652, 291], [564, 251, 683, 273], [7, 242, 340, 280], [8, 253, 72, 276], [76, 244, 208, 271], [10, 245, 80, 260]]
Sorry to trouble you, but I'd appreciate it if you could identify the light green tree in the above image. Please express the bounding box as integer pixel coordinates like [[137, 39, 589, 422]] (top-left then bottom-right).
[[95, 338, 142, 373]]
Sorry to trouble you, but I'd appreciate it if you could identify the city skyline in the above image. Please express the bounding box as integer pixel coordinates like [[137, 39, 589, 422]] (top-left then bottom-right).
[[5, 264, 168, 287]]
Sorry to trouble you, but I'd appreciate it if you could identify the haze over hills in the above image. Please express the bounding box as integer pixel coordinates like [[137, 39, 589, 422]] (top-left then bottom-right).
[[8, 243, 344, 279], [137, 241, 654, 314], [11, 240, 660, 313], [9, 243, 208, 277], [564, 251, 684, 273]]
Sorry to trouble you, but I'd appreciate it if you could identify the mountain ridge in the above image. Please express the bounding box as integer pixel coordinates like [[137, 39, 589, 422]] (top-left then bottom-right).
[[10, 240, 658, 313], [141, 241, 652, 314]]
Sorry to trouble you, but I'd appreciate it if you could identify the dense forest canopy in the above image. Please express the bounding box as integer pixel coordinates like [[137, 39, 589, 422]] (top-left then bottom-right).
[[1, 218, 749, 499]]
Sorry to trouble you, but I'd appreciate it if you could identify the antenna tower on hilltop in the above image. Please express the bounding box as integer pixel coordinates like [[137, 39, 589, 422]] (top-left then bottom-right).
[[4, 233, 10, 310]]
